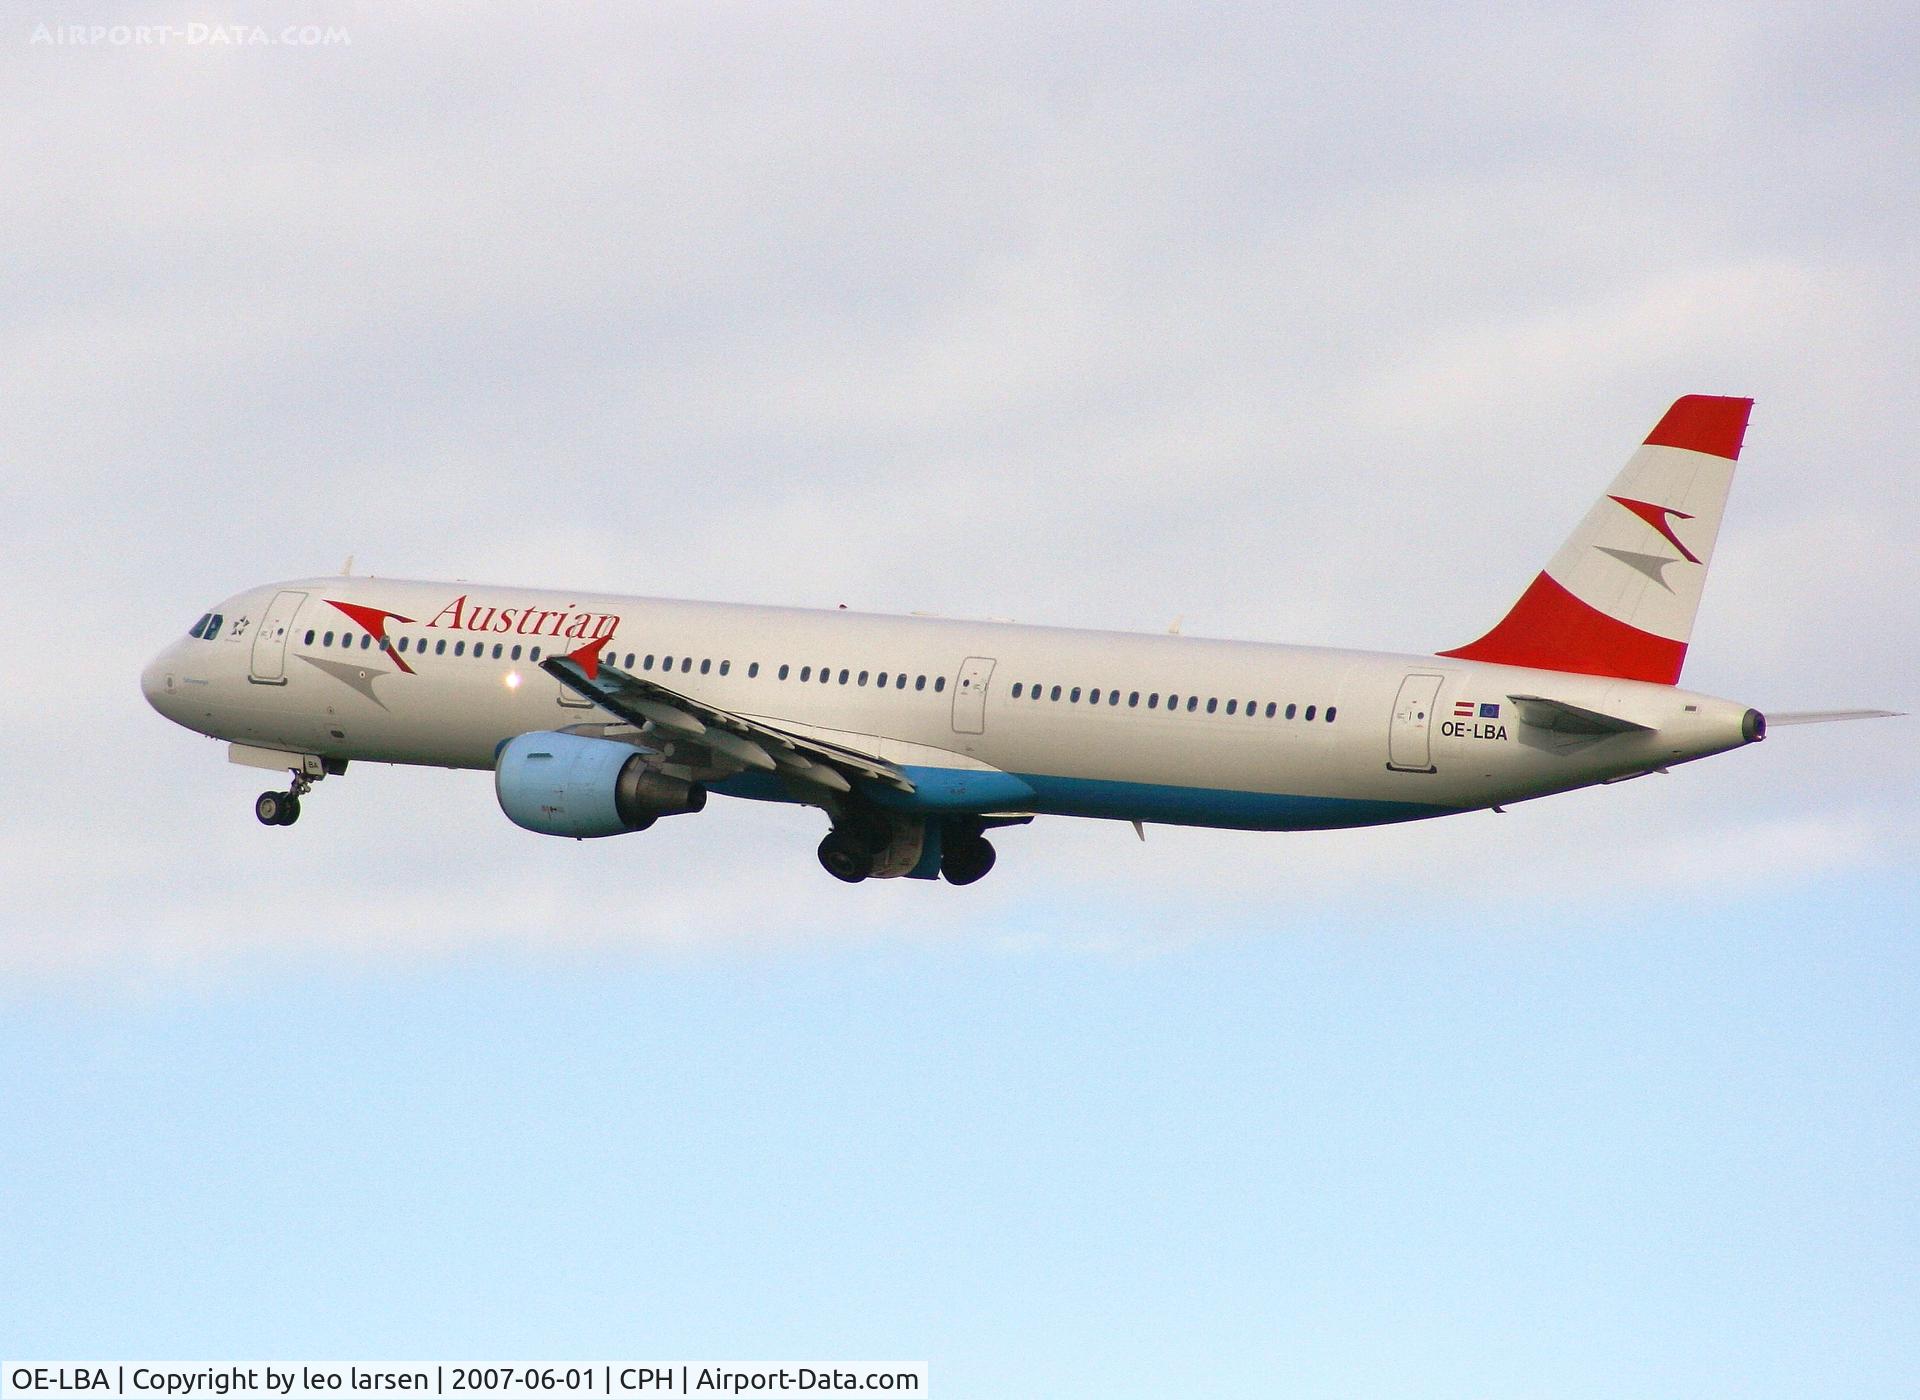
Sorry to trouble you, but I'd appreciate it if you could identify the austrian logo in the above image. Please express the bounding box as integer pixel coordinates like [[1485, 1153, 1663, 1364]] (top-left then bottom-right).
[[310, 596, 622, 702], [1597, 495, 1702, 591]]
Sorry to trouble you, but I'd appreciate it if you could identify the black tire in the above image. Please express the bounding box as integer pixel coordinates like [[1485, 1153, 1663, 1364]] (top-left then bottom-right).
[[818, 832, 872, 883], [255, 791, 285, 826], [277, 795, 301, 826], [941, 835, 996, 885]]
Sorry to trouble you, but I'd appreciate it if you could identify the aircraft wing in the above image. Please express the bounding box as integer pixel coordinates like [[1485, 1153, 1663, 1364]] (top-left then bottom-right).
[[541, 646, 915, 797]]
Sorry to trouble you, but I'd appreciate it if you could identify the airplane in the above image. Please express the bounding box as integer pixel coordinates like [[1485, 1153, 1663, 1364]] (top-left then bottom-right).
[[141, 395, 1895, 884]]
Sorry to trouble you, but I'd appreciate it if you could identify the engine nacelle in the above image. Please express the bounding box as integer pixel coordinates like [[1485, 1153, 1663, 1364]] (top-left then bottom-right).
[[495, 731, 706, 838]]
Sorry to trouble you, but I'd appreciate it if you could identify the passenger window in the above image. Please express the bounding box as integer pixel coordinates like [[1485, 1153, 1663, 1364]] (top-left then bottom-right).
[[322, 631, 335, 647], [1031, 686, 1041, 701], [510, 645, 522, 660], [530, 647, 541, 661], [701, 659, 712, 674], [492, 644, 503, 659], [1050, 685, 1062, 701], [397, 637, 409, 653], [1148, 693, 1159, 709], [1070, 687, 1081, 703], [915, 676, 926, 691], [452, 640, 463, 656], [935, 676, 946, 692], [1326, 706, 1337, 722], [1226, 699, 1237, 715], [1168, 694, 1179, 710], [742, 662, 753, 677], [1186, 696, 1198, 712], [1286, 703, 1296, 719], [1108, 690, 1119, 705], [1129, 692, 1139, 707], [1012, 683, 1023, 698], [1207, 698, 1218, 714], [644, 655, 655, 671], [1265, 702, 1276, 717], [858, 671, 869, 686], [681, 657, 692, 673], [896, 674, 907, 689], [838, 669, 849, 684], [303, 629, 314, 645], [1305, 705, 1317, 720], [779, 664, 790, 680]]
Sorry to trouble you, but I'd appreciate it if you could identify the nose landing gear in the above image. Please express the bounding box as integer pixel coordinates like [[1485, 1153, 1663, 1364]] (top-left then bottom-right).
[[255, 771, 314, 827]]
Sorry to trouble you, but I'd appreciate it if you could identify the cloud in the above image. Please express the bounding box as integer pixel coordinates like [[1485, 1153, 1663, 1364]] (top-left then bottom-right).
[[2, 2, 1913, 989]]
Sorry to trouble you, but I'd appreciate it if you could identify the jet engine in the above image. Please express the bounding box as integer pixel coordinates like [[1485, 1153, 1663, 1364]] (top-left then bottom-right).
[[495, 731, 705, 838]]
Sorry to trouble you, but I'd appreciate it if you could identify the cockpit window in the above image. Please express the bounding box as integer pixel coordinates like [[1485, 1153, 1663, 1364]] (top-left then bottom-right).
[[188, 613, 211, 639], [203, 613, 225, 641]]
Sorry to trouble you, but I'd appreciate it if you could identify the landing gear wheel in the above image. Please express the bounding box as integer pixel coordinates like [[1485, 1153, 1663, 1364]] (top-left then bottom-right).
[[940, 834, 996, 885], [277, 794, 301, 826], [818, 832, 873, 883], [255, 791, 288, 826]]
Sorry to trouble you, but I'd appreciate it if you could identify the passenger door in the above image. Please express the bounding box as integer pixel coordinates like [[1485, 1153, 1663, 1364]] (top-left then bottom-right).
[[248, 590, 307, 684], [1387, 672, 1444, 772]]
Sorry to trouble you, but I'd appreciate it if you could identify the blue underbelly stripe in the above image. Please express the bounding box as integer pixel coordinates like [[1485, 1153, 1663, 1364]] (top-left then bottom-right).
[[710, 766, 1454, 832]]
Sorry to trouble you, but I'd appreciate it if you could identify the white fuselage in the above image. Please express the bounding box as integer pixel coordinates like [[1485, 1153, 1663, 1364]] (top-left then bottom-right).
[[141, 576, 1760, 831]]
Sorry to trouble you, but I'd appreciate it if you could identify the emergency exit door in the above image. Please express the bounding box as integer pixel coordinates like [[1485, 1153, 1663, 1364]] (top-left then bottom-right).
[[951, 657, 996, 734]]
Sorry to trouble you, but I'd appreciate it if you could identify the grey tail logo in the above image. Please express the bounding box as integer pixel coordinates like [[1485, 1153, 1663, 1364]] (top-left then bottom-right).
[[298, 653, 394, 709], [1597, 546, 1681, 591]]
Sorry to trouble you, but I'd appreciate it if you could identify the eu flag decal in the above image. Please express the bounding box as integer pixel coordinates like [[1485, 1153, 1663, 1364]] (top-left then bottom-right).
[[1478, 702, 1502, 719]]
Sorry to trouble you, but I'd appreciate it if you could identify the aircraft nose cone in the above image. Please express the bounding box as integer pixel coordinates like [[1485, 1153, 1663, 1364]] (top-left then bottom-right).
[[141, 649, 175, 715]]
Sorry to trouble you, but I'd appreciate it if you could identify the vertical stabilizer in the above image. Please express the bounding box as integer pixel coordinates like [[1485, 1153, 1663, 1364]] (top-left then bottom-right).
[[1438, 394, 1752, 684]]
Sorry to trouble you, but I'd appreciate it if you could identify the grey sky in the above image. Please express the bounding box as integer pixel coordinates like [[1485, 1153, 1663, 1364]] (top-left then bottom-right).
[[1, 1, 1913, 982]]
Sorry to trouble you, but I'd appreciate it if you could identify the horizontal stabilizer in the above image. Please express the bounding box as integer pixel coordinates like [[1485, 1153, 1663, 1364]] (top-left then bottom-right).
[[1764, 709, 1903, 725], [1507, 693, 1654, 735]]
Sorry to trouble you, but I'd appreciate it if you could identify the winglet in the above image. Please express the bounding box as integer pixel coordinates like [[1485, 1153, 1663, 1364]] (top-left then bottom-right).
[[564, 634, 613, 681]]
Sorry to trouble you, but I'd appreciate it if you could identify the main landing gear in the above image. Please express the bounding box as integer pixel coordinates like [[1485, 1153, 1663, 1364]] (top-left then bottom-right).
[[815, 816, 998, 885], [255, 771, 313, 827], [939, 830, 996, 885]]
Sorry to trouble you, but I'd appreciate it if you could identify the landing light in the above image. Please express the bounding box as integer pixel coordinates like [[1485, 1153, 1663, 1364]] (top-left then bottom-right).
[[506, 671, 523, 690]]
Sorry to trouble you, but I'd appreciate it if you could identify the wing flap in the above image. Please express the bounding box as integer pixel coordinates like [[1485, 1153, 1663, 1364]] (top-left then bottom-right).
[[543, 651, 915, 794]]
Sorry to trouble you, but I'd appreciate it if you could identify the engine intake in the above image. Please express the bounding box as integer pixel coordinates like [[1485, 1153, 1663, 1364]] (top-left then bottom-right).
[[495, 731, 705, 838]]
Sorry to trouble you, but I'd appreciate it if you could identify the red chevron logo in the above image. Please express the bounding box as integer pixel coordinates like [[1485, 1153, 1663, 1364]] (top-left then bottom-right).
[[327, 599, 418, 674], [1608, 496, 1700, 564]]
